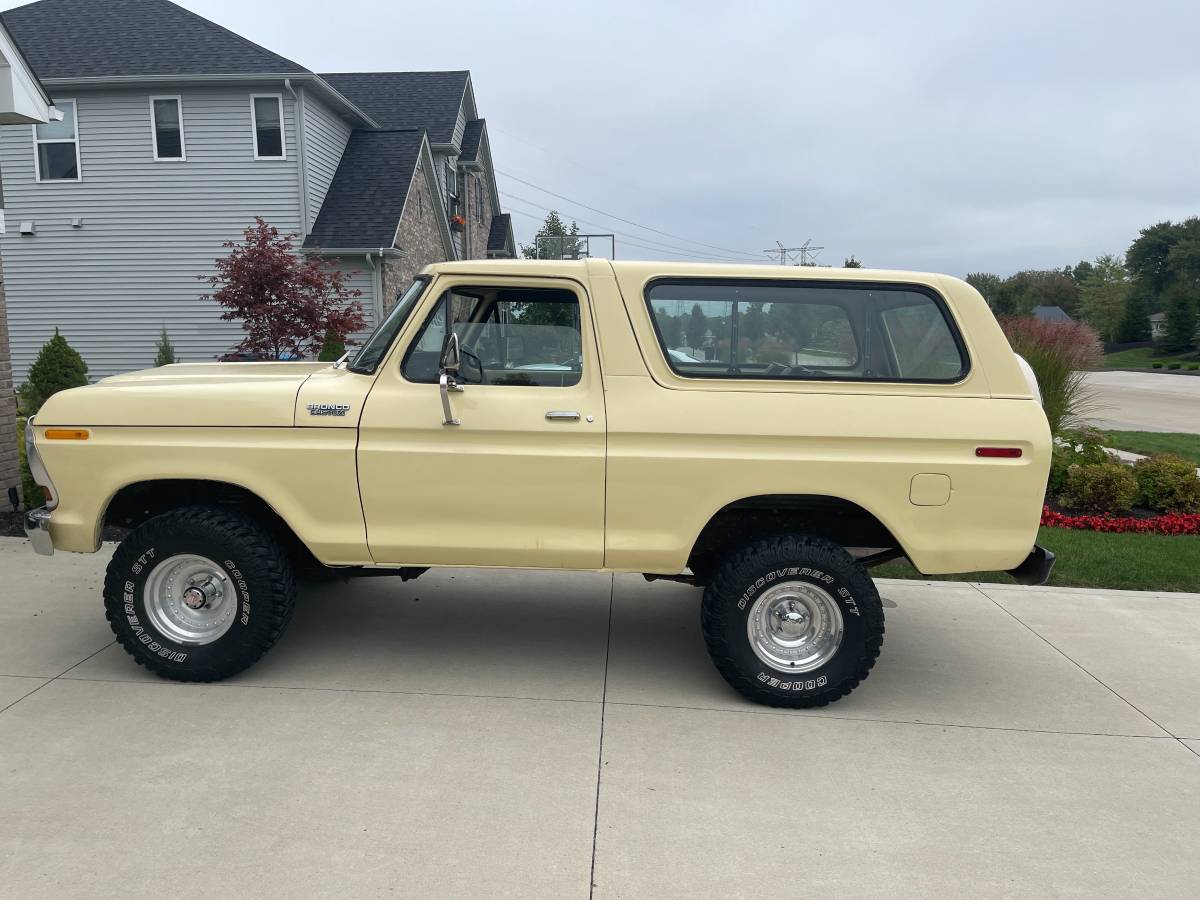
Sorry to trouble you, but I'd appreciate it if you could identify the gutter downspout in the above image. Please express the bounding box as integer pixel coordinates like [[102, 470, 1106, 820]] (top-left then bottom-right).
[[364, 251, 386, 323], [285, 79, 309, 237]]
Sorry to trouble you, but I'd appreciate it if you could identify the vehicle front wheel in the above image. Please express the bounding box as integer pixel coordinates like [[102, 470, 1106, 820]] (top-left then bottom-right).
[[701, 534, 884, 708], [103, 505, 296, 681]]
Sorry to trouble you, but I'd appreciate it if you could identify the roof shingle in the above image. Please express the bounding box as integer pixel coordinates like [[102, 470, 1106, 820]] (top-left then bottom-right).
[[320, 71, 468, 145], [487, 213, 513, 256], [1, 0, 308, 79], [303, 130, 425, 250], [459, 119, 485, 162]]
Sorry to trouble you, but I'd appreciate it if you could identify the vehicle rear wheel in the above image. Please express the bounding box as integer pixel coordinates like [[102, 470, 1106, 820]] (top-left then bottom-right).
[[701, 534, 884, 708], [103, 505, 296, 682]]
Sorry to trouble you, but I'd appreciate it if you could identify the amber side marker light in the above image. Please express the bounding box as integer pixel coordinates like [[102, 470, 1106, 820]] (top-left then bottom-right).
[[976, 447, 1022, 458], [44, 429, 90, 441]]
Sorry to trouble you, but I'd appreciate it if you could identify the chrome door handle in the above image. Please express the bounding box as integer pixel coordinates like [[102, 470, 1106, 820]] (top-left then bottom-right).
[[545, 410, 580, 421]]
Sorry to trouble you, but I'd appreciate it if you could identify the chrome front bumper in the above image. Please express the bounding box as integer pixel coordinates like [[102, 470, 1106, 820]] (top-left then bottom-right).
[[24, 506, 54, 556]]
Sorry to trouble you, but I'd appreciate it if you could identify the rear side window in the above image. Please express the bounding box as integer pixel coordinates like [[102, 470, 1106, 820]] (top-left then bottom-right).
[[645, 279, 967, 382]]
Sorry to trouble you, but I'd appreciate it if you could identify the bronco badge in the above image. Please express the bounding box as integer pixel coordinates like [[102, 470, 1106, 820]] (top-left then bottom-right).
[[306, 403, 351, 417]]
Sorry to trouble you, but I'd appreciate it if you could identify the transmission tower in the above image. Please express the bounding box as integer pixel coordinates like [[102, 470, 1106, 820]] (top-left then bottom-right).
[[763, 239, 824, 266]]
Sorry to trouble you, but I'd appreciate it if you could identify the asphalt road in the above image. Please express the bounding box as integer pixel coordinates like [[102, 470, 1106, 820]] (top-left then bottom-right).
[[1084, 370, 1200, 433], [2, 537, 1199, 897]]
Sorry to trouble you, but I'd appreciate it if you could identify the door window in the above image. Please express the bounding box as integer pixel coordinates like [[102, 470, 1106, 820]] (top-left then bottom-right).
[[403, 286, 584, 387]]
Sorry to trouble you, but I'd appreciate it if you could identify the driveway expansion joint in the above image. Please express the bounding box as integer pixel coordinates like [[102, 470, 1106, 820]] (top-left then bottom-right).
[[973, 583, 1176, 738], [0, 640, 115, 716]]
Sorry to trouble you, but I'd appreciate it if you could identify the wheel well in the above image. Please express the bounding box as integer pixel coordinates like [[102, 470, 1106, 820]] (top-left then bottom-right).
[[687, 495, 904, 576], [103, 479, 320, 571]]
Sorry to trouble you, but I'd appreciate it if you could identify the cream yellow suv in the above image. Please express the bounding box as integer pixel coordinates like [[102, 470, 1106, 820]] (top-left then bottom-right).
[[24, 260, 1052, 707]]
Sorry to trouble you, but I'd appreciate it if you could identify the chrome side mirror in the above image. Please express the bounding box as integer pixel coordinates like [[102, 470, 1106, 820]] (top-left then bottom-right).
[[439, 332, 463, 426], [440, 332, 462, 376]]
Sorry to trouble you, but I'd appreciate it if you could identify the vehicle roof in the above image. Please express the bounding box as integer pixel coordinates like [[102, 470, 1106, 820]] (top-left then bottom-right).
[[423, 258, 956, 287]]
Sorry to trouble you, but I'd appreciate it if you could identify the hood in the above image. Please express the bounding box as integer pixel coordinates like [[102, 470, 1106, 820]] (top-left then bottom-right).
[[37, 362, 331, 427]]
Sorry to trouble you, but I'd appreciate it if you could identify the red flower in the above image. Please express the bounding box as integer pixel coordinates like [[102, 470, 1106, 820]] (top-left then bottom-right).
[[1040, 506, 1200, 535]]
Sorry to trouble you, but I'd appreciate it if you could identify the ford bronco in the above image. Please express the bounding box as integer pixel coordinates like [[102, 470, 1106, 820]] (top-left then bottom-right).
[[23, 259, 1052, 707]]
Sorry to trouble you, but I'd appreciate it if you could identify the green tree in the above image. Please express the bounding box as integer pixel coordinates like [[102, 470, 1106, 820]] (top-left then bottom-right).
[[18, 329, 89, 415], [657, 308, 684, 347], [1070, 260, 1095, 285], [1114, 286, 1152, 343], [965, 272, 1003, 310], [999, 270, 1080, 317], [843, 256, 862, 268], [741, 302, 767, 342], [520, 210, 582, 259], [154, 326, 176, 366], [1161, 284, 1198, 353], [1077, 254, 1131, 342], [1127, 220, 1183, 298], [686, 303, 708, 350]]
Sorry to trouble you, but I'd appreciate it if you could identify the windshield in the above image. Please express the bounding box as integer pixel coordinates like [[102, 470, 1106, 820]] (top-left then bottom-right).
[[348, 276, 431, 374]]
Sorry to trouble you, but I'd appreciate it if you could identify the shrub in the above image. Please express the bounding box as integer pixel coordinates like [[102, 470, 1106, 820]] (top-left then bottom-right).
[[154, 327, 176, 366], [1188, 364, 1199, 371], [16, 418, 40, 510], [17, 328, 89, 416], [1048, 428, 1112, 495], [1000, 316, 1102, 435], [1060, 462, 1138, 513], [1152, 362, 1163, 368], [1134, 454, 1200, 512], [1167, 362, 1182, 370], [317, 330, 347, 363]]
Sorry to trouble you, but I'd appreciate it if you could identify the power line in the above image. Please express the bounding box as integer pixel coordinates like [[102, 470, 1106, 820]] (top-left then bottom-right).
[[502, 201, 756, 263], [495, 169, 763, 259], [500, 190, 756, 262]]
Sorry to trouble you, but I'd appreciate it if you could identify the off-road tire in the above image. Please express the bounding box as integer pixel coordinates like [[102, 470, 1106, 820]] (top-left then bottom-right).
[[103, 505, 296, 682], [701, 534, 884, 708]]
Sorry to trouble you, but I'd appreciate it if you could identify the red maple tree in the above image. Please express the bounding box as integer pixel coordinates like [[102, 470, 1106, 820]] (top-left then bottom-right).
[[202, 218, 366, 360]]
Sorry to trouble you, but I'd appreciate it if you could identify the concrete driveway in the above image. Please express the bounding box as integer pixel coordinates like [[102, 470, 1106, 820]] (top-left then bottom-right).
[[1083, 370, 1200, 432], [2, 536, 1199, 898]]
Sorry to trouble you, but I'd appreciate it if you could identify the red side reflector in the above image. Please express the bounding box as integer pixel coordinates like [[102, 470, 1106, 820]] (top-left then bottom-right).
[[976, 447, 1022, 458]]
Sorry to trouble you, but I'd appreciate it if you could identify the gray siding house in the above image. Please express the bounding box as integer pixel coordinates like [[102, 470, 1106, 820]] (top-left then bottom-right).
[[0, 0, 514, 380], [0, 12, 57, 503]]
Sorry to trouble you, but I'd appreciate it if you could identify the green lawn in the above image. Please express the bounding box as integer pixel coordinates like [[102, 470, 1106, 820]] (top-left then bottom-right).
[[1101, 431, 1200, 464], [873, 526, 1200, 592], [1102, 346, 1200, 370]]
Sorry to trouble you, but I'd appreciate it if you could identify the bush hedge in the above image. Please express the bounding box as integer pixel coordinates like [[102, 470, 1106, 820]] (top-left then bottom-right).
[[18, 329, 88, 416], [1134, 454, 1200, 512], [1060, 462, 1138, 513]]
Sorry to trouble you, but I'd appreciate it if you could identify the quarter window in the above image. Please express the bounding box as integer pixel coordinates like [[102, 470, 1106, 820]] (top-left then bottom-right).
[[150, 96, 185, 160], [33, 99, 80, 181], [251, 95, 284, 159], [403, 286, 583, 387], [646, 280, 966, 382]]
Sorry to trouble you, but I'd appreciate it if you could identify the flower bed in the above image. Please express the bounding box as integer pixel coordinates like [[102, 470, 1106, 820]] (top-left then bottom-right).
[[1041, 506, 1200, 535]]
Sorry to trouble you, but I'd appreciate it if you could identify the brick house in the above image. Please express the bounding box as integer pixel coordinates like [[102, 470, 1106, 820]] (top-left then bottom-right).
[[0, 0, 515, 380], [0, 15, 57, 504]]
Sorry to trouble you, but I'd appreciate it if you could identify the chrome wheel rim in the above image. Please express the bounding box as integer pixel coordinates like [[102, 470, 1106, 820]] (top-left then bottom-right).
[[746, 581, 844, 674], [142, 554, 236, 645]]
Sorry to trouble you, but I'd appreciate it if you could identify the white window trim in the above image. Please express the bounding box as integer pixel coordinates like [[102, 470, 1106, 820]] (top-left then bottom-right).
[[149, 94, 186, 161], [32, 97, 82, 183], [250, 93, 286, 160]]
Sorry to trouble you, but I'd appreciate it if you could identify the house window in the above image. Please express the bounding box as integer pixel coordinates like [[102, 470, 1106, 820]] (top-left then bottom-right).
[[150, 96, 185, 160], [475, 178, 484, 223], [33, 99, 81, 181], [251, 94, 284, 159]]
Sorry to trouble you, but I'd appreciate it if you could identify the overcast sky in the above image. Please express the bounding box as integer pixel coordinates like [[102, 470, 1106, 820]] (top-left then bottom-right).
[[9, 0, 1199, 275]]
